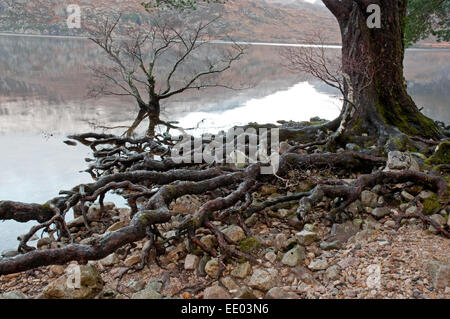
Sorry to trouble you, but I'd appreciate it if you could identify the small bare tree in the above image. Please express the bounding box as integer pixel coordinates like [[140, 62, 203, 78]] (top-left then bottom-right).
[[281, 32, 374, 148], [87, 10, 244, 137]]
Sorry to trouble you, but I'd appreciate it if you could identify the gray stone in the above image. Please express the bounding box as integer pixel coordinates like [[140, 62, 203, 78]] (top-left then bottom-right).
[[265, 251, 277, 263], [325, 265, 341, 281], [320, 240, 342, 251], [385, 151, 420, 171], [198, 255, 210, 277], [265, 287, 298, 299], [401, 191, 415, 201], [42, 264, 103, 299], [184, 254, 200, 270], [274, 233, 288, 251], [371, 207, 390, 219], [231, 262, 252, 279], [204, 285, 231, 299], [405, 205, 418, 214], [37, 237, 54, 249], [248, 269, 275, 291], [308, 258, 328, 271], [222, 225, 246, 242], [346, 201, 362, 215], [205, 258, 220, 278], [361, 190, 378, 208], [200, 235, 217, 249], [296, 230, 318, 246], [328, 221, 360, 244], [1, 249, 19, 258], [281, 246, 306, 267], [0, 291, 28, 299], [100, 253, 119, 267], [131, 287, 162, 299], [235, 286, 257, 299], [427, 261, 450, 290], [146, 279, 163, 292], [220, 276, 239, 291], [419, 190, 435, 200]]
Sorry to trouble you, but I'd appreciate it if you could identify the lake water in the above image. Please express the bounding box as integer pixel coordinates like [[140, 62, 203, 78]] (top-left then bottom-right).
[[0, 34, 449, 252]]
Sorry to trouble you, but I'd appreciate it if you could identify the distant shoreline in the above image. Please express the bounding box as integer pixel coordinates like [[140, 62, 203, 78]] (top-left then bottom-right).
[[1, 31, 450, 52]]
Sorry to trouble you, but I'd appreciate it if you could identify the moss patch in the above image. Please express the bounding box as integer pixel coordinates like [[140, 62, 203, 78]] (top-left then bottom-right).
[[239, 237, 262, 254], [422, 194, 441, 215], [425, 141, 450, 165]]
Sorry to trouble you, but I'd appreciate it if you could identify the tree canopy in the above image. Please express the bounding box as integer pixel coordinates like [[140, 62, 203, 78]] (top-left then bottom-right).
[[405, 0, 450, 46]]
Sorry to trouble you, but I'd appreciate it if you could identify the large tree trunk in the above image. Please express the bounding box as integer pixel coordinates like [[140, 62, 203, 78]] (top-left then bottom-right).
[[147, 99, 161, 137], [324, 0, 442, 140]]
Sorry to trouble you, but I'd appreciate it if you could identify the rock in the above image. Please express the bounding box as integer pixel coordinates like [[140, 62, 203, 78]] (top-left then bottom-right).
[[129, 279, 146, 292], [198, 255, 210, 277], [384, 220, 397, 228], [405, 205, 418, 214], [184, 254, 200, 271], [200, 235, 217, 249], [328, 221, 360, 244], [346, 200, 362, 215], [205, 258, 220, 278], [308, 258, 328, 271], [325, 265, 341, 281], [419, 190, 435, 200], [429, 214, 447, 233], [87, 203, 115, 220], [296, 230, 318, 246], [279, 142, 291, 154], [49, 265, 66, 276], [235, 286, 257, 299], [337, 257, 359, 269], [265, 287, 297, 299], [274, 233, 288, 251], [124, 254, 141, 267], [171, 195, 202, 214], [100, 253, 119, 267], [281, 246, 306, 267], [245, 214, 258, 227], [231, 262, 252, 279], [222, 225, 246, 242], [106, 221, 128, 232], [146, 279, 163, 292], [221, 276, 239, 291], [42, 265, 103, 299], [265, 251, 277, 263], [361, 190, 378, 208], [248, 269, 275, 291], [431, 214, 446, 226], [287, 216, 304, 230], [260, 185, 278, 196], [384, 151, 420, 171], [37, 237, 54, 249], [427, 261, 450, 290], [119, 208, 132, 222], [320, 240, 342, 251], [131, 287, 162, 299], [0, 291, 29, 299], [204, 284, 231, 299], [401, 190, 415, 201], [1, 249, 19, 258], [371, 207, 390, 219]]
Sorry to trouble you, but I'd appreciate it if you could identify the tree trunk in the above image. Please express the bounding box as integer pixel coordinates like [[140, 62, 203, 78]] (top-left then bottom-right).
[[325, 0, 442, 140], [147, 99, 161, 137]]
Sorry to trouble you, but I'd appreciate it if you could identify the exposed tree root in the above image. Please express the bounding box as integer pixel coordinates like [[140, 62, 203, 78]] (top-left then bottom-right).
[[0, 130, 448, 276]]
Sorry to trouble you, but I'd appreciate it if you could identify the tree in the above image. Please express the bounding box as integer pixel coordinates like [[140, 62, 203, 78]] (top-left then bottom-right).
[[87, 11, 244, 137], [405, 0, 450, 46]]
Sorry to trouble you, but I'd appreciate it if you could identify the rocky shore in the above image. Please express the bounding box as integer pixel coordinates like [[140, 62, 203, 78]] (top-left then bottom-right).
[[0, 150, 449, 299]]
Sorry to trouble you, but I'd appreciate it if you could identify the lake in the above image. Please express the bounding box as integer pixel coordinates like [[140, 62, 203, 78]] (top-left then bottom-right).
[[0, 34, 449, 253]]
